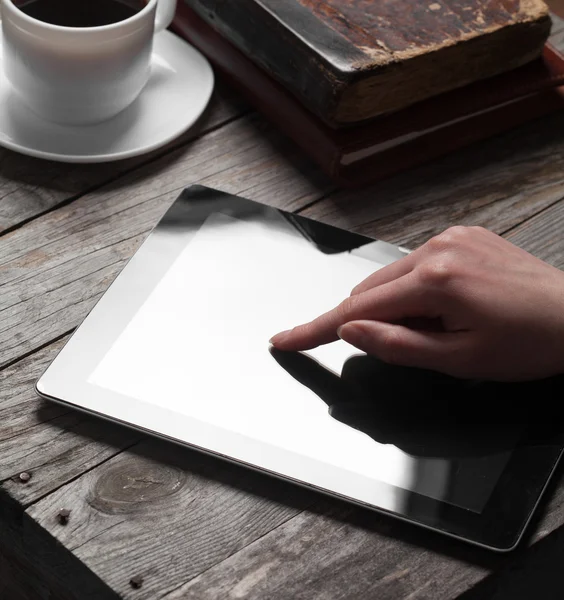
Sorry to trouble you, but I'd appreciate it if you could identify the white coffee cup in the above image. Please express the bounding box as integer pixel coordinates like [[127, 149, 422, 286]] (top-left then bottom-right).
[[1, 0, 177, 125]]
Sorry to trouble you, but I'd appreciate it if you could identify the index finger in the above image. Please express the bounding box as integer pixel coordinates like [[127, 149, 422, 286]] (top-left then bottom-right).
[[270, 273, 434, 351]]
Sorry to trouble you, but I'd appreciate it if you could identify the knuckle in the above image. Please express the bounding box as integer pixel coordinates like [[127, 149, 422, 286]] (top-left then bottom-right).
[[426, 234, 449, 253], [447, 225, 472, 240], [419, 257, 458, 286], [427, 226, 470, 253], [337, 294, 362, 321]]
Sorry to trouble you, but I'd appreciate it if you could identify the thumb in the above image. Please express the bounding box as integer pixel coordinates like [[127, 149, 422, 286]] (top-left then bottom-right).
[[337, 320, 467, 375]]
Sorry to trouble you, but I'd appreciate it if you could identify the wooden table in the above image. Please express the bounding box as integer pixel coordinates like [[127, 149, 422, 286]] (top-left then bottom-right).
[[3, 14, 564, 600]]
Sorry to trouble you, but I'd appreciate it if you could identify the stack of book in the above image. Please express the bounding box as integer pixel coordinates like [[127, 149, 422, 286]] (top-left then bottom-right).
[[173, 0, 564, 187]]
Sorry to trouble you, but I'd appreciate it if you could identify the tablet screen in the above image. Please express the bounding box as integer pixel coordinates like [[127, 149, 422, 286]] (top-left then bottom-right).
[[89, 210, 522, 515]]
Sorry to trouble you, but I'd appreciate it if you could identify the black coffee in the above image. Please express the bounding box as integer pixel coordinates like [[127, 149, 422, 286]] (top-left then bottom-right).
[[16, 0, 146, 27]]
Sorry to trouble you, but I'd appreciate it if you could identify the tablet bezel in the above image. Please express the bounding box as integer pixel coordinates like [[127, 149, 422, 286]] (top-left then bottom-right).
[[36, 185, 564, 552]]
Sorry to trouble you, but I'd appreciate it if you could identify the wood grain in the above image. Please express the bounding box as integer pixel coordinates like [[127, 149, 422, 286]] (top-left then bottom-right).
[[26, 439, 315, 600], [167, 505, 488, 600], [0, 83, 247, 235], [166, 481, 564, 600], [503, 187, 564, 271]]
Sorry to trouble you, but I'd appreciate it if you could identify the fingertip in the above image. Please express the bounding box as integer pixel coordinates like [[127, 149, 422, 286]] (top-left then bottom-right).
[[269, 329, 292, 348]]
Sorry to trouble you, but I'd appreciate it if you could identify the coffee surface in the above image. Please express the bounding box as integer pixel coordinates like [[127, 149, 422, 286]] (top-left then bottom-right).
[[17, 0, 144, 27]]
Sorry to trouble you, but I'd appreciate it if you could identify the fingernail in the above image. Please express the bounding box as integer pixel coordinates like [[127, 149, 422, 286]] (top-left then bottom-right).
[[270, 329, 292, 346]]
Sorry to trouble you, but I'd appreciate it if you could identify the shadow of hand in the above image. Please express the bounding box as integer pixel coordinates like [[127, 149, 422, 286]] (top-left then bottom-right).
[[269, 349, 563, 458]]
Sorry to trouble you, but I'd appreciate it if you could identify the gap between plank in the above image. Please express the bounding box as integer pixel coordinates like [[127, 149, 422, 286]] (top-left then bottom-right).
[[499, 192, 564, 238], [16, 437, 143, 511], [156, 505, 312, 600], [294, 193, 332, 215], [0, 329, 73, 373], [0, 111, 250, 241]]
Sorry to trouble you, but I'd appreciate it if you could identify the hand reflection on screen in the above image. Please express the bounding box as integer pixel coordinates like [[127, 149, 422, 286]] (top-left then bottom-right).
[[269, 348, 560, 459]]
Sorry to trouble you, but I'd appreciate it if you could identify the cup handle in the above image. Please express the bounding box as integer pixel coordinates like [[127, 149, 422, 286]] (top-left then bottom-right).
[[154, 0, 177, 33]]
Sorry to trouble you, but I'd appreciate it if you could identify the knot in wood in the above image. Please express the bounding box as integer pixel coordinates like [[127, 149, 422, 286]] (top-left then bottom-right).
[[91, 460, 186, 514]]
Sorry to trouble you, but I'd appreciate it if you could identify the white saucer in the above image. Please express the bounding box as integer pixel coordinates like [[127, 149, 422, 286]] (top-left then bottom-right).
[[0, 30, 214, 163]]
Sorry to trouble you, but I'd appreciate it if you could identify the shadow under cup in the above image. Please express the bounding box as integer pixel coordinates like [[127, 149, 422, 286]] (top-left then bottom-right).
[[1, 0, 157, 125]]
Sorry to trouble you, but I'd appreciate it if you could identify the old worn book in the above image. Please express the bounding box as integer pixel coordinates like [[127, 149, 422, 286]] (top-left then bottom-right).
[[173, 4, 564, 187], [182, 0, 552, 127]]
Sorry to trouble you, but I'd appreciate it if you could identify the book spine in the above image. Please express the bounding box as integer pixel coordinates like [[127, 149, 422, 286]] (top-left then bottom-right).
[[173, 4, 342, 178], [181, 0, 349, 127]]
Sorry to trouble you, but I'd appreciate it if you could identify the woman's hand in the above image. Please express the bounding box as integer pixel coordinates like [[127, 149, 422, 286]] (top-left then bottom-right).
[[270, 226, 564, 381]]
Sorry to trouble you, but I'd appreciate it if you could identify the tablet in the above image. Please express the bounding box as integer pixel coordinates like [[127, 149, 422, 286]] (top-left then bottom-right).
[[36, 185, 564, 552]]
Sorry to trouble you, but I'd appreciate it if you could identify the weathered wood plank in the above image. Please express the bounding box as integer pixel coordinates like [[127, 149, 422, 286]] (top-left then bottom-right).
[[23, 435, 564, 600], [300, 109, 564, 250], [0, 339, 67, 439], [0, 339, 142, 507], [0, 82, 247, 235], [164, 493, 564, 600], [0, 113, 331, 369], [504, 196, 564, 269], [161, 464, 564, 600], [166, 504, 489, 600], [26, 439, 314, 600]]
